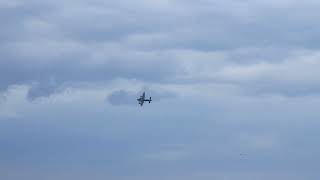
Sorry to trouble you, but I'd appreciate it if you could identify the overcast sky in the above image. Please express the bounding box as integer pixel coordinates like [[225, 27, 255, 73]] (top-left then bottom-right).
[[1, 0, 320, 179]]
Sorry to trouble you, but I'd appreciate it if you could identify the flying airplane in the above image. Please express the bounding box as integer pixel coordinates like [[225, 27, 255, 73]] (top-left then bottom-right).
[[137, 92, 152, 106]]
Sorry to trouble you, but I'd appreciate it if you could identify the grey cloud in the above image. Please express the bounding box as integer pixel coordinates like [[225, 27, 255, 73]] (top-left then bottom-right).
[[142, 87, 177, 101], [1, 0, 320, 97], [0, 1, 57, 43], [0, 93, 5, 103], [0, 47, 180, 93], [1, 0, 180, 91], [107, 90, 136, 106], [241, 81, 320, 97], [118, 1, 320, 51], [27, 82, 59, 101]]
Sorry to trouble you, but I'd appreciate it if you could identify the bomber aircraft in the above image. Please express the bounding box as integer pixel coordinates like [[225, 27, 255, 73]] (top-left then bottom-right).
[[137, 92, 152, 106]]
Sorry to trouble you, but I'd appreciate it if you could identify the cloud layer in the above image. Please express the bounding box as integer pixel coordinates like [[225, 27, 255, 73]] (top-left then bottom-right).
[[2, 0, 320, 97], [1, 0, 320, 180]]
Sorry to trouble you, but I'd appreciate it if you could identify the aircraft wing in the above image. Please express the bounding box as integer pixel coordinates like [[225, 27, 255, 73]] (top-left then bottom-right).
[[138, 92, 146, 106]]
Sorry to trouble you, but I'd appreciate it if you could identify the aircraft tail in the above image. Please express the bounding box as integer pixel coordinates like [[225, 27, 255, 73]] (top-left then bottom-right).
[[149, 97, 152, 103]]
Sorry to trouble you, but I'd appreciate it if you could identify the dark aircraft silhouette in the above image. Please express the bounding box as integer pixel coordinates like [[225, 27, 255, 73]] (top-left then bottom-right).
[[137, 92, 152, 106]]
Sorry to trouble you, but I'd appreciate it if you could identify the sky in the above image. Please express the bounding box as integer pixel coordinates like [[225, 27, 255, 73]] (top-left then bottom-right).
[[1, 0, 320, 179]]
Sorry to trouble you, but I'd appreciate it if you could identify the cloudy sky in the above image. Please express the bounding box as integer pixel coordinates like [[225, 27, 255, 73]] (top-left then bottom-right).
[[1, 0, 320, 179]]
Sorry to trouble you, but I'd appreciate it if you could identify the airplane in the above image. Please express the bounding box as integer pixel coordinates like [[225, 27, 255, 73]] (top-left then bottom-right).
[[137, 92, 152, 106]]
